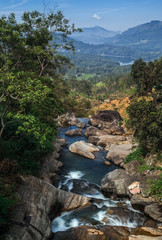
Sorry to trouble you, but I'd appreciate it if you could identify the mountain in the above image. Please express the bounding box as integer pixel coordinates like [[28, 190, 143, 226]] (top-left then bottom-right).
[[60, 21, 162, 63], [70, 26, 119, 45], [106, 20, 162, 51], [63, 37, 161, 63]]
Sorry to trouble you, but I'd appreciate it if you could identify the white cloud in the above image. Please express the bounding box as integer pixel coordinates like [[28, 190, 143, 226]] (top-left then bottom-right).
[[3, 0, 28, 10], [92, 13, 101, 20]]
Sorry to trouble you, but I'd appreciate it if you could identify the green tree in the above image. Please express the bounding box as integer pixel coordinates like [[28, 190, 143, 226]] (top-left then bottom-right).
[[0, 11, 79, 164], [127, 58, 162, 153]]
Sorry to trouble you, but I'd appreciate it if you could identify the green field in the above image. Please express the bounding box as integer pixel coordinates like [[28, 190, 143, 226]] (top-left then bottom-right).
[[76, 73, 95, 80]]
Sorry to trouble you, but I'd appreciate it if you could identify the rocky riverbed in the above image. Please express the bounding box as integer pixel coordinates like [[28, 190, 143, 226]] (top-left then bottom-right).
[[4, 111, 162, 240]]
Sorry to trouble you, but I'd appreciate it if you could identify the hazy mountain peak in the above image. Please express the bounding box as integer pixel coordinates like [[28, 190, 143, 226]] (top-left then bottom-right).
[[70, 26, 119, 45]]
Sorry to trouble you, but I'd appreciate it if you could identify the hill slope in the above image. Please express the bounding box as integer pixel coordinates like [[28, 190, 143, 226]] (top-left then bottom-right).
[[70, 26, 119, 44]]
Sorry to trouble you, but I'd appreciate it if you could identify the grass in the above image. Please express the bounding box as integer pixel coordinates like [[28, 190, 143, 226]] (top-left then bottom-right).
[[148, 174, 162, 200], [124, 147, 145, 164], [76, 73, 95, 80]]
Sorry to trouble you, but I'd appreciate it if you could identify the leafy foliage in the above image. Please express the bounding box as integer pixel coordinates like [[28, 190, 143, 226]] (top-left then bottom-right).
[[124, 147, 145, 164], [0, 10, 79, 162], [127, 58, 162, 153], [127, 99, 162, 152], [149, 174, 162, 199]]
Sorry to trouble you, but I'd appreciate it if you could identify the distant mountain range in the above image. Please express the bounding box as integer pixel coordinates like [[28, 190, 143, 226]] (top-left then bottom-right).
[[66, 20, 162, 63], [71, 26, 120, 45]]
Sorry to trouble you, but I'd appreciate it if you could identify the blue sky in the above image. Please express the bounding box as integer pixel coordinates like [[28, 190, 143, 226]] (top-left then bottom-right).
[[1, 0, 162, 31]]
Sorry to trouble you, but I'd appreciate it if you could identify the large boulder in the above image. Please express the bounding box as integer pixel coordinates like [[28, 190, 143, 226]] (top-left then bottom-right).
[[69, 141, 99, 159], [65, 128, 82, 136], [131, 194, 154, 207], [53, 225, 162, 240], [97, 135, 126, 149], [130, 227, 162, 239], [4, 176, 90, 240], [106, 144, 134, 166], [53, 225, 131, 240], [101, 169, 130, 197], [89, 110, 124, 135], [144, 204, 162, 223]]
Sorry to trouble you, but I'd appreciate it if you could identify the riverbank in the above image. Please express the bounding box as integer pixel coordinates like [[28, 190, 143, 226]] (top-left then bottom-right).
[[3, 113, 162, 240]]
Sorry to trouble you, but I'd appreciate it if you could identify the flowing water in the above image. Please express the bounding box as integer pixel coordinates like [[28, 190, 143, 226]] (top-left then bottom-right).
[[52, 119, 145, 235]]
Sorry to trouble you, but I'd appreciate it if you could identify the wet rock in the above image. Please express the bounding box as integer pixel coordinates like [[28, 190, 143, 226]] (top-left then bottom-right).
[[62, 179, 101, 196], [101, 169, 130, 197], [102, 207, 144, 226], [69, 141, 99, 159], [76, 121, 86, 128], [4, 176, 90, 240], [65, 128, 82, 136], [104, 160, 111, 166], [106, 144, 134, 165], [144, 204, 162, 223]]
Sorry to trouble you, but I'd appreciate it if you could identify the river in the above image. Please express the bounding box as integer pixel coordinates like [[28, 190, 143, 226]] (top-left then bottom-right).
[[52, 119, 145, 237]]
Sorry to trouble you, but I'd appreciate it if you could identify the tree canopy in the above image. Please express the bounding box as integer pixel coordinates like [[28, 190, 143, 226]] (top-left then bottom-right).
[[0, 10, 79, 170], [127, 58, 162, 152]]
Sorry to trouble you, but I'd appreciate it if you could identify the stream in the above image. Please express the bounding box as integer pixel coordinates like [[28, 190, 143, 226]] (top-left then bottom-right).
[[52, 119, 145, 237]]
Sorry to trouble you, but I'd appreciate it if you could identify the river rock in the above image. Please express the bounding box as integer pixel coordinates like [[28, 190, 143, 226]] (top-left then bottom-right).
[[144, 204, 162, 223], [97, 135, 126, 149], [83, 126, 107, 138], [53, 225, 131, 240], [101, 169, 130, 197], [69, 141, 99, 159], [65, 128, 82, 136], [4, 176, 90, 240], [129, 236, 162, 240], [104, 160, 111, 166], [76, 121, 86, 128], [130, 226, 162, 239], [131, 194, 154, 207], [102, 207, 144, 226], [88, 136, 100, 145], [61, 179, 101, 196], [123, 160, 140, 176], [89, 110, 124, 135], [106, 144, 134, 165]]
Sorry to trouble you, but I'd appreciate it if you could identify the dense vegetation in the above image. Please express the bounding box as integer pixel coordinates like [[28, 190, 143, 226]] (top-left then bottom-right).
[[127, 58, 162, 152], [0, 10, 80, 230], [126, 58, 162, 199]]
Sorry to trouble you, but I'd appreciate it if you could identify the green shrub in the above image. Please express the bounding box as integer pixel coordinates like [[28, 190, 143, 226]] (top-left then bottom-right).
[[149, 175, 162, 199], [0, 196, 14, 224], [124, 147, 145, 164]]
